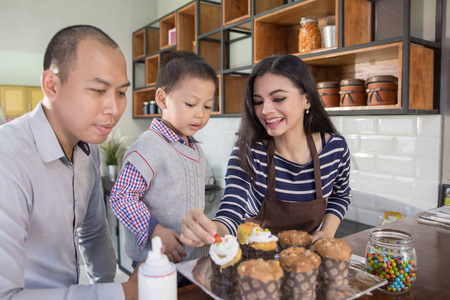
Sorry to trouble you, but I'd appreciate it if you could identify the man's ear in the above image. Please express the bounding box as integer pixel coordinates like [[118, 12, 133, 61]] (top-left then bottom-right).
[[41, 70, 60, 102], [155, 88, 167, 109]]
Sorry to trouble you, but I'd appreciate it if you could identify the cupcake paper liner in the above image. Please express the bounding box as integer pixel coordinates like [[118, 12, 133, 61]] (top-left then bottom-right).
[[281, 268, 318, 300], [239, 275, 282, 300], [282, 268, 318, 295], [319, 257, 350, 282]]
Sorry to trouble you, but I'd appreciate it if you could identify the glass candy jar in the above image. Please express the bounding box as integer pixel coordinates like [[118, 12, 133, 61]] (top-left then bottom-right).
[[298, 17, 321, 52], [366, 229, 417, 294]]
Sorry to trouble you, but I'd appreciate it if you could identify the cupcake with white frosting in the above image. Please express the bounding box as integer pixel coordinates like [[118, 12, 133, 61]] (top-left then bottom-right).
[[246, 227, 278, 261], [209, 234, 242, 286]]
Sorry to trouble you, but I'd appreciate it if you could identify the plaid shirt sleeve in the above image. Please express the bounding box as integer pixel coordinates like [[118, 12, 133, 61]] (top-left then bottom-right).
[[109, 162, 159, 250]]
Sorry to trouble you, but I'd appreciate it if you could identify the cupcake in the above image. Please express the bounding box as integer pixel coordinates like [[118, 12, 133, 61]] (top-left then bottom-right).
[[246, 227, 278, 260], [209, 234, 242, 286], [279, 247, 321, 300], [277, 230, 312, 250], [237, 222, 260, 245], [238, 259, 283, 300], [314, 238, 351, 291]]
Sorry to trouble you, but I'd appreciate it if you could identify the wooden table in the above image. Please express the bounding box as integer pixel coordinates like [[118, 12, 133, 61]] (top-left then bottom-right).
[[178, 212, 450, 299]]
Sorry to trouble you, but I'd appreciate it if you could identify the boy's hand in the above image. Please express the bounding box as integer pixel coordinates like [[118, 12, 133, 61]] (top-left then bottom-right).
[[152, 224, 186, 263], [180, 208, 218, 247]]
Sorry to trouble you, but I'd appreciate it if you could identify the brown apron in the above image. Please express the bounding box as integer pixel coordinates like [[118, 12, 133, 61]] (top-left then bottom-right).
[[246, 133, 326, 235]]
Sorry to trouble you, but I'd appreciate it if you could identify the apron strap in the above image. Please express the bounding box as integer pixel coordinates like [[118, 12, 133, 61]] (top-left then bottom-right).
[[266, 138, 276, 199], [266, 134, 323, 200], [306, 133, 324, 199]]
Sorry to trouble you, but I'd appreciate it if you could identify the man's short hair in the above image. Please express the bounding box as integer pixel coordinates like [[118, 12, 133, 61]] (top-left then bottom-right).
[[43, 25, 119, 83]]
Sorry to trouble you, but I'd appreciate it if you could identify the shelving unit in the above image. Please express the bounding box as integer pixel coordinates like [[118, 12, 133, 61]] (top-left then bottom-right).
[[131, 0, 442, 119]]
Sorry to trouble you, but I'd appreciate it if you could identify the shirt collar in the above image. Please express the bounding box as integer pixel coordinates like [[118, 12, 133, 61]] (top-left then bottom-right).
[[150, 118, 200, 148], [29, 103, 90, 164]]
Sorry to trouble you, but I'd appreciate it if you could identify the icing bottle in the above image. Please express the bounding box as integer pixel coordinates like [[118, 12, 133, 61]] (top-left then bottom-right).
[[138, 236, 177, 300]]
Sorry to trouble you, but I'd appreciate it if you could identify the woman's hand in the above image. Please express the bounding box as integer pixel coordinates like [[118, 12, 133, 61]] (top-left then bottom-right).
[[310, 230, 327, 251], [180, 208, 218, 247]]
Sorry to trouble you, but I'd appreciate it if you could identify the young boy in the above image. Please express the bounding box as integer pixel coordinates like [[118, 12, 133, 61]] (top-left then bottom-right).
[[109, 51, 216, 266]]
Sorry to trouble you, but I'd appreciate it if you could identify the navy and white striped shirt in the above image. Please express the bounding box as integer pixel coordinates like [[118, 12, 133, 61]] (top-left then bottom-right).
[[213, 134, 351, 236]]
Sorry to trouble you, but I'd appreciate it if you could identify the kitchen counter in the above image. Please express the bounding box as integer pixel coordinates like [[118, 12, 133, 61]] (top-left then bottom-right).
[[177, 210, 450, 299]]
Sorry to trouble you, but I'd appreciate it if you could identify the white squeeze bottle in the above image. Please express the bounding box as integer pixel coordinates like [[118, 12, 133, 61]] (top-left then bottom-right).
[[138, 236, 177, 300]]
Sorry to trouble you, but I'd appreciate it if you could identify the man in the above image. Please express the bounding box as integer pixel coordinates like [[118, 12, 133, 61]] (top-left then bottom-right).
[[0, 25, 138, 299]]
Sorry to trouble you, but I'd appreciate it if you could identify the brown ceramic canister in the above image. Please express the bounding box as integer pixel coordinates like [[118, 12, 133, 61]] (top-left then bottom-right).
[[317, 81, 339, 107], [366, 75, 398, 106], [339, 79, 366, 107]]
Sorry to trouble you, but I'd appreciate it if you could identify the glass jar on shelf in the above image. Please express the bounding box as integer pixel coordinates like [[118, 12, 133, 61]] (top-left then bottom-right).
[[365, 228, 417, 294], [298, 17, 321, 52]]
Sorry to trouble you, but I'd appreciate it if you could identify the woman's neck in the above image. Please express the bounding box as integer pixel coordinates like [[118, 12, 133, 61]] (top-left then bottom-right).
[[273, 128, 311, 165]]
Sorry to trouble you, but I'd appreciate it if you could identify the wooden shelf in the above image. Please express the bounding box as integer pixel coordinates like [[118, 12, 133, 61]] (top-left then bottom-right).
[[132, 0, 441, 118], [199, 32, 221, 72], [133, 29, 145, 59], [145, 54, 159, 86], [224, 74, 248, 114], [253, 0, 337, 63], [133, 87, 156, 117], [254, 0, 285, 16], [160, 13, 177, 50], [223, 0, 250, 26], [177, 2, 196, 51], [212, 74, 222, 115], [147, 29, 160, 54], [305, 41, 435, 111]]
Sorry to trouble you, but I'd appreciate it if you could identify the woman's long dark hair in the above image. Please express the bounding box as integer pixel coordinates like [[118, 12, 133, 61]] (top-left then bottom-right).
[[236, 54, 338, 179]]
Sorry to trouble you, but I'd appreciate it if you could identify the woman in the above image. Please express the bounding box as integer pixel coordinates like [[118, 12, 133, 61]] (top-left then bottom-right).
[[180, 54, 351, 247]]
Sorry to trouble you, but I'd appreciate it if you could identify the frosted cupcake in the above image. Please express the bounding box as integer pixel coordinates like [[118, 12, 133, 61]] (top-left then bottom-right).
[[246, 227, 278, 261], [209, 234, 242, 286], [277, 230, 312, 250], [238, 259, 283, 300], [279, 247, 321, 300]]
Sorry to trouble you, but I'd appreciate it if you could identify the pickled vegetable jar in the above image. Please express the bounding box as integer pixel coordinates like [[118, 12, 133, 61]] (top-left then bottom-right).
[[366, 229, 417, 294], [298, 17, 321, 52]]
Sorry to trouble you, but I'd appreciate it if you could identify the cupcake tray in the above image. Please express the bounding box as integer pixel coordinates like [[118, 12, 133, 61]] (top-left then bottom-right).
[[177, 255, 387, 300]]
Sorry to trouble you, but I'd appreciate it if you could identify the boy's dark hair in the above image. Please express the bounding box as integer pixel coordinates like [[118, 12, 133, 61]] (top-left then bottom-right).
[[156, 51, 217, 93], [43, 25, 119, 83], [237, 54, 338, 179]]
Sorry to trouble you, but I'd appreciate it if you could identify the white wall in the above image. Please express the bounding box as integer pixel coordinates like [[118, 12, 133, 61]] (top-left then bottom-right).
[[0, 0, 157, 144]]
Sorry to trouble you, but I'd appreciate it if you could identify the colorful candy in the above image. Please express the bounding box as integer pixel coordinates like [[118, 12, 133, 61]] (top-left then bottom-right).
[[366, 251, 416, 293], [213, 234, 222, 244]]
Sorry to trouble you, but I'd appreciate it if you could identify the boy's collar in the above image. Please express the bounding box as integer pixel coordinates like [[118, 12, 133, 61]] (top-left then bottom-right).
[[150, 118, 200, 147]]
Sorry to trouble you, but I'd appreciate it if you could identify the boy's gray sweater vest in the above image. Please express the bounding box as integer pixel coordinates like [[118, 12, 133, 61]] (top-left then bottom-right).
[[123, 128, 208, 262]]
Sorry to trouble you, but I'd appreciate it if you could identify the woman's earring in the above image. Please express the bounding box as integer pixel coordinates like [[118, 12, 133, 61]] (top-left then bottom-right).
[[306, 108, 310, 114]]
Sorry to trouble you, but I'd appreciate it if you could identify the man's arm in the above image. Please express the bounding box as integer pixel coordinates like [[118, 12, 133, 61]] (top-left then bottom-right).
[[0, 154, 125, 300]]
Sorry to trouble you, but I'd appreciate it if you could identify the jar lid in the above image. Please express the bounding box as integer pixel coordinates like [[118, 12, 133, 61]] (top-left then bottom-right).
[[143, 101, 149, 104], [340, 79, 365, 86], [300, 17, 318, 26], [317, 81, 339, 89], [150, 100, 156, 104], [366, 75, 398, 84]]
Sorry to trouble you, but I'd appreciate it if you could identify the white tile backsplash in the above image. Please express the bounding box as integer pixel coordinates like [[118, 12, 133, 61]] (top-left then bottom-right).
[[378, 116, 416, 135], [360, 135, 395, 153], [376, 155, 416, 176], [417, 115, 442, 137], [396, 136, 440, 158], [341, 116, 377, 134], [198, 115, 442, 227]]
